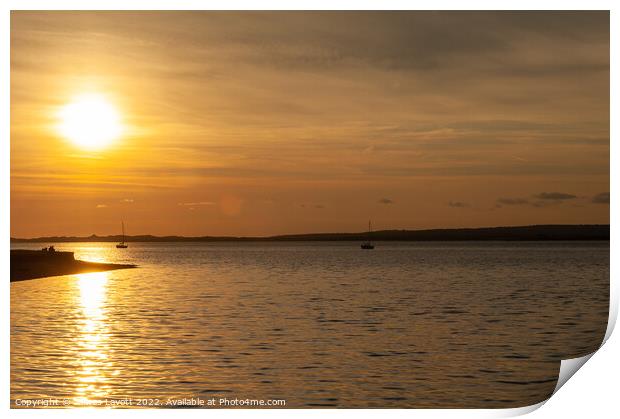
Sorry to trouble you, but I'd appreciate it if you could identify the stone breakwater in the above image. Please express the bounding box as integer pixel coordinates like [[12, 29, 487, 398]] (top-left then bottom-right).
[[10, 249, 136, 282]]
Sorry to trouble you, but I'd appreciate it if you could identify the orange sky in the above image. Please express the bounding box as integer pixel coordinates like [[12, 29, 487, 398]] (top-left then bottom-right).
[[10, 11, 609, 238]]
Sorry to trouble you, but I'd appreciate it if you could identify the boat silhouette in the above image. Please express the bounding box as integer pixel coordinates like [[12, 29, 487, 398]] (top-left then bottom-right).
[[116, 221, 128, 248], [361, 220, 375, 249]]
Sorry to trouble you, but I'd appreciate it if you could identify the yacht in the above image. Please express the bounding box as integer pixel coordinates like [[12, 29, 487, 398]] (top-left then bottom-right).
[[116, 221, 128, 248], [361, 220, 375, 249]]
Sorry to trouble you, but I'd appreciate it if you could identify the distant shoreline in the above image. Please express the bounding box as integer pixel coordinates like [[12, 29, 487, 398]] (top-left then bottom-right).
[[10, 224, 610, 243]]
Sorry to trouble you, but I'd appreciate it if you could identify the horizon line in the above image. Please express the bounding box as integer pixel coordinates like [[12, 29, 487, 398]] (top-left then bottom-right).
[[10, 223, 610, 241]]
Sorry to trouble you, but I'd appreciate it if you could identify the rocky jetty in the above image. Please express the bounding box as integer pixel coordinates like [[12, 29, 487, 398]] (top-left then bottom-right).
[[10, 249, 136, 282]]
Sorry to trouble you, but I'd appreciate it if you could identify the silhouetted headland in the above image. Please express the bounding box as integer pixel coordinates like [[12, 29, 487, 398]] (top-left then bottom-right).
[[11, 249, 136, 282], [10, 224, 609, 243]]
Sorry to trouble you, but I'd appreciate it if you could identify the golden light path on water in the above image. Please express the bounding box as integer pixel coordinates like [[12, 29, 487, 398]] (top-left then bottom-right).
[[10, 242, 610, 408], [74, 271, 114, 406]]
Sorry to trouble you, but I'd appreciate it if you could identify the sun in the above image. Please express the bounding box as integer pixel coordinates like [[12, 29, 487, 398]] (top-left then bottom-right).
[[57, 93, 123, 150]]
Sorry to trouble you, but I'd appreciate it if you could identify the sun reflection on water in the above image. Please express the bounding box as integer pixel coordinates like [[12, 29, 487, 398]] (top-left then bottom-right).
[[74, 271, 112, 406]]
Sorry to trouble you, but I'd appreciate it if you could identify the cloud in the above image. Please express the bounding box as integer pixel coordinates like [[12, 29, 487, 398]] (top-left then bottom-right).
[[448, 201, 468, 208], [497, 197, 529, 205], [121, 198, 134, 203], [300, 203, 325, 209], [591, 192, 609, 204], [497, 193, 579, 208], [96, 204, 108, 208], [378, 198, 394, 204], [534, 192, 577, 200], [178, 201, 215, 206]]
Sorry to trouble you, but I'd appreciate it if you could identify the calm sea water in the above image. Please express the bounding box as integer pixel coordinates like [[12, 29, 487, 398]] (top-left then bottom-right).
[[11, 241, 609, 408]]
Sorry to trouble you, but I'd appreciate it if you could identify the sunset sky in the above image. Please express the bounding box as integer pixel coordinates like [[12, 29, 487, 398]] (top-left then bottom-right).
[[10, 11, 609, 238]]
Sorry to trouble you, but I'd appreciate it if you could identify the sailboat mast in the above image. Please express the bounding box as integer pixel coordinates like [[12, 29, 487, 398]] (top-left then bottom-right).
[[122, 221, 125, 242], [361, 220, 375, 249]]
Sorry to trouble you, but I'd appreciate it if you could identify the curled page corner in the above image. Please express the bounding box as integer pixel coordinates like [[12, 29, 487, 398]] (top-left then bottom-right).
[[487, 352, 596, 418], [490, 400, 547, 418], [549, 299, 615, 397], [493, 309, 614, 418], [542, 261, 617, 405], [553, 352, 595, 394], [543, 302, 614, 406]]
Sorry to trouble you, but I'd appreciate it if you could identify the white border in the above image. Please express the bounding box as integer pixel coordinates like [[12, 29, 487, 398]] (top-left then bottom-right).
[[2, 1, 616, 418]]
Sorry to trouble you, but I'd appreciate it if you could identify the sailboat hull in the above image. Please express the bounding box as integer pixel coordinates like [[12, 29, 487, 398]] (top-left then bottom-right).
[[117, 221, 128, 248], [361, 220, 375, 249]]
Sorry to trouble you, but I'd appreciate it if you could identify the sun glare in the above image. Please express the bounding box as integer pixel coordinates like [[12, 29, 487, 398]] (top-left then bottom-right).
[[57, 94, 123, 150]]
